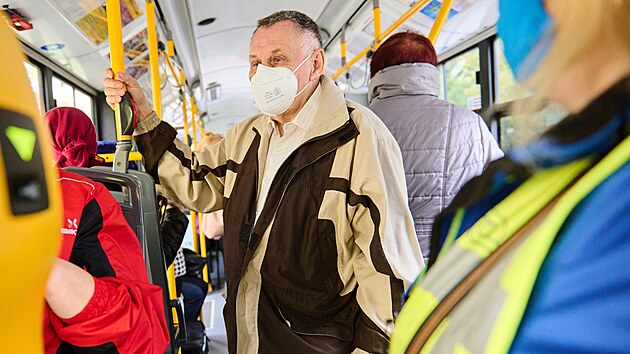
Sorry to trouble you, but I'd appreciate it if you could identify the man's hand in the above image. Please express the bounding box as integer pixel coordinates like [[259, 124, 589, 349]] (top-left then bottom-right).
[[103, 68, 154, 122]]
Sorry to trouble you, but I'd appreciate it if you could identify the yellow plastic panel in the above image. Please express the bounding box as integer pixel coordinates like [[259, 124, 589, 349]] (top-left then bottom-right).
[[0, 20, 61, 353]]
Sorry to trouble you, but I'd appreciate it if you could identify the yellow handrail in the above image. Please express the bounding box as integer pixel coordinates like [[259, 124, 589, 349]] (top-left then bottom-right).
[[105, 0, 128, 141], [190, 98, 207, 136], [146, 0, 162, 119], [180, 71, 189, 145], [198, 212, 210, 286], [189, 84, 197, 153], [373, 0, 381, 49], [190, 99, 210, 287], [332, 0, 432, 79], [333, 46, 372, 80], [167, 39, 176, 57], [179, 76, 201, 260], [161, 50, 183, 87], [99, 151, 143, 162], [195, 118, 207, 136], [340, 26, 347, 74], [428, 0, 453, 43]]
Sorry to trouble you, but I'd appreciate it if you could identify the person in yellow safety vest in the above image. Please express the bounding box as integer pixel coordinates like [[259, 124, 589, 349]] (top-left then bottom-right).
[[390, 1, 630, 353]]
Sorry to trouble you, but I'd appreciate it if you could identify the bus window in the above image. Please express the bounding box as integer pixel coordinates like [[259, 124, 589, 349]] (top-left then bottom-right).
[[444, 47, 480, 110], [74, 89, 94, 120], [52, 76, 94, 120], [499, 104, 567, 151], [52, 76, 75, 109], [495, 38, 525, 103], [23, 61, 43, 114]]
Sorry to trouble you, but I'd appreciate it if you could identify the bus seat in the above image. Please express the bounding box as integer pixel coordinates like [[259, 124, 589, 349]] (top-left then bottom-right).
[[64, 166, 177, 354]]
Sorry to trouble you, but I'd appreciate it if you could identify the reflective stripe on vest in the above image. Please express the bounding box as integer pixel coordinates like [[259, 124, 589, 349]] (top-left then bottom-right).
[[390, 133, 630, 354]]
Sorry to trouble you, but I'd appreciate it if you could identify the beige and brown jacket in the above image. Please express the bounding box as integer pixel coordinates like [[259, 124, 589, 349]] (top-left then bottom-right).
[[134, 76, 423, 354]]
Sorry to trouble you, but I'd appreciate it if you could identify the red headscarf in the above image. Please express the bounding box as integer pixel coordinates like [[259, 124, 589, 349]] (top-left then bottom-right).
[[45, 107, 105, 167]]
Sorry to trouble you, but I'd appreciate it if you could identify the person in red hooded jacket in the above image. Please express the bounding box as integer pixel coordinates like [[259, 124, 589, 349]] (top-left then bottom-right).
[[44, 107, 169, 353]]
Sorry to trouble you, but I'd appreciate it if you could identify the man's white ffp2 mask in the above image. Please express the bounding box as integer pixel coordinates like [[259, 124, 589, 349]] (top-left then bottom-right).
[[250, 53, 313, 116]]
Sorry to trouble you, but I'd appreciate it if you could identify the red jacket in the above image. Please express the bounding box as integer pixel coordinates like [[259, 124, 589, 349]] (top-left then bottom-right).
[[44, 169, 169, 353]]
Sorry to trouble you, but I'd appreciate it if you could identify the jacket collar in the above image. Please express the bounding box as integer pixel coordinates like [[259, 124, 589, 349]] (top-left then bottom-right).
[[368, 63, 440, 104]]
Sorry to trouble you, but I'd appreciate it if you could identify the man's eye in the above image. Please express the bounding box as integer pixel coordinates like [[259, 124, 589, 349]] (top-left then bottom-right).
[[251, 62, 259, 68], [272, 57, 283, 63]]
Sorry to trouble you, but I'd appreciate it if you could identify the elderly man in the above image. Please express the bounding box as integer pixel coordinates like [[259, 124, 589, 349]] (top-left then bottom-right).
[[104, 10, 422, 354]]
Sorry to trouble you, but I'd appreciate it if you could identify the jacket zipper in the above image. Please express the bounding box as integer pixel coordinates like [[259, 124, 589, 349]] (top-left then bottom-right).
[[247, 121, 354, 246]]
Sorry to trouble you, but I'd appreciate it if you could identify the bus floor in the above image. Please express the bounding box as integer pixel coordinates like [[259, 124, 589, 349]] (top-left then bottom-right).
[[201, 285, 228, 354]]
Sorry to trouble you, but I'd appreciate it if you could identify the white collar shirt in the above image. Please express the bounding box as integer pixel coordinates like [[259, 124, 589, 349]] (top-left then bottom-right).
[[255, 84, 321, 222]]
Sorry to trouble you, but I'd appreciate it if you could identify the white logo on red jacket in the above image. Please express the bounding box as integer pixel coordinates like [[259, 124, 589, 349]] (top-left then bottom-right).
[[61, 218, 78, 235]]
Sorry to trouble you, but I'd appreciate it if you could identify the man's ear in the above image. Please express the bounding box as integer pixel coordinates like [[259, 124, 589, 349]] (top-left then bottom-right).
[[310, 49, 325, 80]]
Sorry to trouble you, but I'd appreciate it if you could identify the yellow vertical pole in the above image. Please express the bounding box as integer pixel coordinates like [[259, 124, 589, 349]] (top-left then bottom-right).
[[167, 39, 176, 57], [180, 71, 200, 257], [191, 99, 210, 287], [180, 72, 189, 146], [181, 94, 189, 147], [190, 99, 206, 136], [428, 0, 454, 43], [192, 96, 210, 315], [197, 212, 210, 286], [340, 26, 348, 81], [145, 0, 162, 119], [146, 4, 179, 343], [105, 0, 127, 142], [190, 92, 197, 152], [161, 210, 179, 328], [373, 0, 381, 49]]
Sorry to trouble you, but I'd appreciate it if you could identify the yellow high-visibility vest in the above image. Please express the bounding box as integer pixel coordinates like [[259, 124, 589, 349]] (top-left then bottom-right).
[[391, 133, 630, 354]]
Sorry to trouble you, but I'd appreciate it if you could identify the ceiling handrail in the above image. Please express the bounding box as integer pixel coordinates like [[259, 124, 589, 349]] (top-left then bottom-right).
[[332, 0, 432, 79]]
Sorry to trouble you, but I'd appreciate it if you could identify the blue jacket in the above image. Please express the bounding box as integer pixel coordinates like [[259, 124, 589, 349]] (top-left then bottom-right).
[[430, 77, 630, 353]]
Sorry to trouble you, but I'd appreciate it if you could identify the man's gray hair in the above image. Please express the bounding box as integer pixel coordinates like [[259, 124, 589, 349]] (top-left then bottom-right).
[[255, 10, 323, 49]]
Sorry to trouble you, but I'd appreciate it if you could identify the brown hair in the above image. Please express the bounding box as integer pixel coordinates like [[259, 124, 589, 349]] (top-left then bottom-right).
[[370, 31, 437, 78]]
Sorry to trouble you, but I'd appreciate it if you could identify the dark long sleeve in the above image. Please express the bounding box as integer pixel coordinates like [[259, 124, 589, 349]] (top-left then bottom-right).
[[161, 207, 189, 266]]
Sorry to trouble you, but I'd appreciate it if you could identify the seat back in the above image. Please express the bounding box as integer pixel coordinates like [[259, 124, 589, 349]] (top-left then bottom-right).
[[64, 166, 176, 354]]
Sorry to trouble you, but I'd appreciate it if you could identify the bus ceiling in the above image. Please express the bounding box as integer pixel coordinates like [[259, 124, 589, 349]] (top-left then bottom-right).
[[8, 0, 497, 134]]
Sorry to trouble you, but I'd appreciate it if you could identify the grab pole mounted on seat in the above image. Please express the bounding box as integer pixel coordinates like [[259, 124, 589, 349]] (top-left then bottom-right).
[[106, 0, 136, 173], [373, 0, 381, 49]]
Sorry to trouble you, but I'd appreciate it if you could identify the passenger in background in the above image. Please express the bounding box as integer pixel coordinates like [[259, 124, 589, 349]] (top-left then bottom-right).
[[390, 1, 630, 353], [196, 132, 226, 290], [47, 107, 106, 168], [367, 32, 503, 259], [44, 107, 169, 353], [104, 10, 423, 354], [157, 197, 208, 322]]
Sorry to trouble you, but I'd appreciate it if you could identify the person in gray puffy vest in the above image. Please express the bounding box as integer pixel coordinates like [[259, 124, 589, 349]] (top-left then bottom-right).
[[367, 32, 503, 260]]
